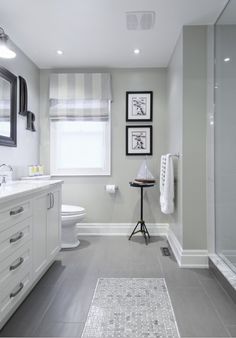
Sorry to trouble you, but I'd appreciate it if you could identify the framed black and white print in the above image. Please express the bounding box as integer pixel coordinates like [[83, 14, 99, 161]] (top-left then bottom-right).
[[126, 91, 153, 122], [126, 126, 153, 155]]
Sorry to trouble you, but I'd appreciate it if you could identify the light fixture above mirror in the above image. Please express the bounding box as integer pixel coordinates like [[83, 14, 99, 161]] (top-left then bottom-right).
[[0, 27, 16, 59]]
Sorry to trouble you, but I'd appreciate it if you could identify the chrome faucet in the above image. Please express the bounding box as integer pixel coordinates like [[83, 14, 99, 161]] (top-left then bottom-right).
[[0, 164, 13, 186], [0, 175, 7, 186], [0, 164, 13, 171]]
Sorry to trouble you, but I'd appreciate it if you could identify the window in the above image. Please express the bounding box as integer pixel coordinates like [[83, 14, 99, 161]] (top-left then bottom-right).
[[49, 73, 112, 176], [50, 118, 110, 176]]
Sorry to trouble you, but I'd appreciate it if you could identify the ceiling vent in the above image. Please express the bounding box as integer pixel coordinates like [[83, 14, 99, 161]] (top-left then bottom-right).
[[126, 11, 156, 30]]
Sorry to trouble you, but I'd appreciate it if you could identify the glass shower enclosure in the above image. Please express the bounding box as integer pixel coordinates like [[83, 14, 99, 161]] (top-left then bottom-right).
[[215, 0, 236, 273]]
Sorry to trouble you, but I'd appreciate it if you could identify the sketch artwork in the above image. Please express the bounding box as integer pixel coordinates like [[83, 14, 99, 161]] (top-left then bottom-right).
[[126, 91, 153, 121], [132, 131, 146, 150], [132, 97, 147, 116], [126, 126, 152, 155]]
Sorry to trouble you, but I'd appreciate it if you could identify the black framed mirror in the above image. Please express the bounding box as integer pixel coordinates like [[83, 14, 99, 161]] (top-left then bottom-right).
[[0, 66, 17, 147]]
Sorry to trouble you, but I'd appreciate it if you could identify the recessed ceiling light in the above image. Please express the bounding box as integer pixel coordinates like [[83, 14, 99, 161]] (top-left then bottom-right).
[[224, 57, 230, 62], [134, 49, 140, 54], [57, 50, 63, 55]]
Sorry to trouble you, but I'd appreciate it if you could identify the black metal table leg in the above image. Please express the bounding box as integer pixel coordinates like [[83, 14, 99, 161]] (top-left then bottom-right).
[[143, 222, 150, 239], [129, 221, 140, 240], [128, 183, 155, 245]]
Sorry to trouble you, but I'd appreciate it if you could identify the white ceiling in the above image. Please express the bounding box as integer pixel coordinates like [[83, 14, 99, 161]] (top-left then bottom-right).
[[0, 0, 228, 68]]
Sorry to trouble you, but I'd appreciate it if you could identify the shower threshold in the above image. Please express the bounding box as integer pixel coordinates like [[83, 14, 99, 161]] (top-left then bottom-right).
[[218, 252, 236, 275], [209, 254, 236, 303]]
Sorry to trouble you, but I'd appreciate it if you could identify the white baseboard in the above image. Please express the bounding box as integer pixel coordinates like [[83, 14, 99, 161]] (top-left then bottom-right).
[[76, 223, 209, 268], [76, 223, 169, 236], [168, 229, 209, 268]]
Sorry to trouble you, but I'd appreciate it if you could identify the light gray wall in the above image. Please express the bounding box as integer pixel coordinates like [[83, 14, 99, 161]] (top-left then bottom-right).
[[167, 34, 183, 246], [182, 26, 207, 250], [167, 26, 208, 250], [40, 68, 168, 223], [0, 42, 40, 178]]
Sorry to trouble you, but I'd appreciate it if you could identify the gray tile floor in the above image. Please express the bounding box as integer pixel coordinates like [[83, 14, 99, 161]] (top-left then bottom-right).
[[0, 236, 236, 337]]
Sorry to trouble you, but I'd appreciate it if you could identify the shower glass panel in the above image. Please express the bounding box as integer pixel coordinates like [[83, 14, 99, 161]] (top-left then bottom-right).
[[215, 0, 236, 273]]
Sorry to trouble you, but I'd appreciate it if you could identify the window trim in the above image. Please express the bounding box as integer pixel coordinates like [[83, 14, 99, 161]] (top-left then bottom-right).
[[50, 118, 111, 177]]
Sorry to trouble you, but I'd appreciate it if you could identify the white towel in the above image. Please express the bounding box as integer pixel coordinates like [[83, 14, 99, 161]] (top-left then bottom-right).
[[160, 154, 174, 214]]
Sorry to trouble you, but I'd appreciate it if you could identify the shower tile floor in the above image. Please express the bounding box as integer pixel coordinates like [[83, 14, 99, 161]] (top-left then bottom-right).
[[0, 236, 236, 337]]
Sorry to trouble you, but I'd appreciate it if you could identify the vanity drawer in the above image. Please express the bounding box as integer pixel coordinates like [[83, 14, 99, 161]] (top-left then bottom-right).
[[0, 199, 32, 232], [0, 218, 32, 262], [0, 243, 32, 291], [0, 271, 31, 322]]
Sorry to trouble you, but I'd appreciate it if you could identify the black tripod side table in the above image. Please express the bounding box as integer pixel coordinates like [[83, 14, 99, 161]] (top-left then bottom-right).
[[129, 182, 155, 245]]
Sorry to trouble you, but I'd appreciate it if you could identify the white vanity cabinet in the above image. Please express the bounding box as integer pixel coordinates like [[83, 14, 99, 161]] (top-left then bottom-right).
[[33, 188, 61, 279], [47, 189, 61, 260], [0, 180, 62, 329], [32, 192, 48, 279]]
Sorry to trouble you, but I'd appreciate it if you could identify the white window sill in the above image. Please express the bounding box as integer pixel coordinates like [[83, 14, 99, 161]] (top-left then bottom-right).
[[50, 169, 111, 177]]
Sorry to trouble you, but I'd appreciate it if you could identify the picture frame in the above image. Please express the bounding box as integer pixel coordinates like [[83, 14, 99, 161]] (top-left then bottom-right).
[[126, 125, 153, 156], [126, 91, 153, 122]]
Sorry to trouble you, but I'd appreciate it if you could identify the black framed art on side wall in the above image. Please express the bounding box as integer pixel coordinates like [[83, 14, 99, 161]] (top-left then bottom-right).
[[126, 125, 152, 156], [126, 91, 153, 122]]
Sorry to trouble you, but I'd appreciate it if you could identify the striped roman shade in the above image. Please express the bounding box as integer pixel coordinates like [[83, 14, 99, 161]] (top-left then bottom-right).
[[49, 73, 112, 120]]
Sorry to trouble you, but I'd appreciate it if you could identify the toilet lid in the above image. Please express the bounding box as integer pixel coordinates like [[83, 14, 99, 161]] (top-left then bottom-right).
[[61, 204, 85, 215]]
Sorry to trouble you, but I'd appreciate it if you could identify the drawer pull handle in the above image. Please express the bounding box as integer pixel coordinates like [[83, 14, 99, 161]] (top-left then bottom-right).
[[9, 231, 23, 243], [10, 206, 24, 216], [51, 193, 54, 208], [9, 257, 24, 271], [47, 193, 54, 209], [10, 282, 24, 298]]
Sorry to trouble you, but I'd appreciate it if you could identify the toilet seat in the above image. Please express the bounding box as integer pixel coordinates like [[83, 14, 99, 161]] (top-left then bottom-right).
[[61, 204, 85, 216]]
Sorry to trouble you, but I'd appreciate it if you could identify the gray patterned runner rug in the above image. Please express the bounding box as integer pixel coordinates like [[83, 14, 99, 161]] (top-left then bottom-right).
[[81, 278, 180, 338]]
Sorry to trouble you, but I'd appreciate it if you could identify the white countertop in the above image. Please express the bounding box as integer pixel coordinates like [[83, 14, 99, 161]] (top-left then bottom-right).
[[0, 180, 63, 203]]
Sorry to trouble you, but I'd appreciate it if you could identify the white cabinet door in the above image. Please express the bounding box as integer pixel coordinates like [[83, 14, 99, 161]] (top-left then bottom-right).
[[32, 194, 48, 279], [47, 189, 61, 260]]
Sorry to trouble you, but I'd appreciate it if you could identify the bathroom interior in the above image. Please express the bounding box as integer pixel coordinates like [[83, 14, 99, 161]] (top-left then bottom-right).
[[0, 0, 236, 337]]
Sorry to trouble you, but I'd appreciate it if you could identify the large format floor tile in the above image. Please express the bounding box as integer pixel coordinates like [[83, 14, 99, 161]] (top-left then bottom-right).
[[168, 287, 229, 337], [0, 236, 235, 337], [199, 277, 236, 326], [227, 326, 236, 337], [34, 320, 84, 337]]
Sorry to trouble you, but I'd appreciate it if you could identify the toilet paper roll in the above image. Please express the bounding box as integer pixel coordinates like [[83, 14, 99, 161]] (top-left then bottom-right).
[[106, 184, 117, 194]]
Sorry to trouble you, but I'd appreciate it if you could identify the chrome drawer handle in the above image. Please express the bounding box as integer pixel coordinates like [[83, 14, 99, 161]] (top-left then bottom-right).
[[51, 193, 54, 208], [9, 231, 23, 243], [47, 192, 55, 209], [9, 257, 24, 271], [10, 206, 24, 216], [10, 282, 24, 298]]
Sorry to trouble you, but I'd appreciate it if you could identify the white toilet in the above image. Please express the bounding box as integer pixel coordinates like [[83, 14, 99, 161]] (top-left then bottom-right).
[[61, 204, 86, 249]]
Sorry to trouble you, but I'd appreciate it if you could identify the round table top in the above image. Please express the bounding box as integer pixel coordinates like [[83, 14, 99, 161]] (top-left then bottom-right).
[[129, 181, 155, 188]]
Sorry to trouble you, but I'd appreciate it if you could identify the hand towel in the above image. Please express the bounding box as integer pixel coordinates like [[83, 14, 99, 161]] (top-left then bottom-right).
[[160, 154, 174, 214], [160, 155, 166, 195]]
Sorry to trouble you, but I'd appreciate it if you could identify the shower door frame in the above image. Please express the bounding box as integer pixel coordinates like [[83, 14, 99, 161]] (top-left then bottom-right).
[[207, 0, 236, 284]]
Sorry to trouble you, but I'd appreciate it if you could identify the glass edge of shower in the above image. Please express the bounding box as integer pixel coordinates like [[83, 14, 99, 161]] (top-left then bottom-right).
[[208, 0, 236, 293]]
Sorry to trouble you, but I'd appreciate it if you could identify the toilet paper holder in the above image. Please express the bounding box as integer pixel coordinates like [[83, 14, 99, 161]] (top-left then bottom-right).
[[105, 184, 118, 193]]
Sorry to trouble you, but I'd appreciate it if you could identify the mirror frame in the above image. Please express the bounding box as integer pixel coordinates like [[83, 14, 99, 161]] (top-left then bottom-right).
[[0, 66, 17, 147]]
